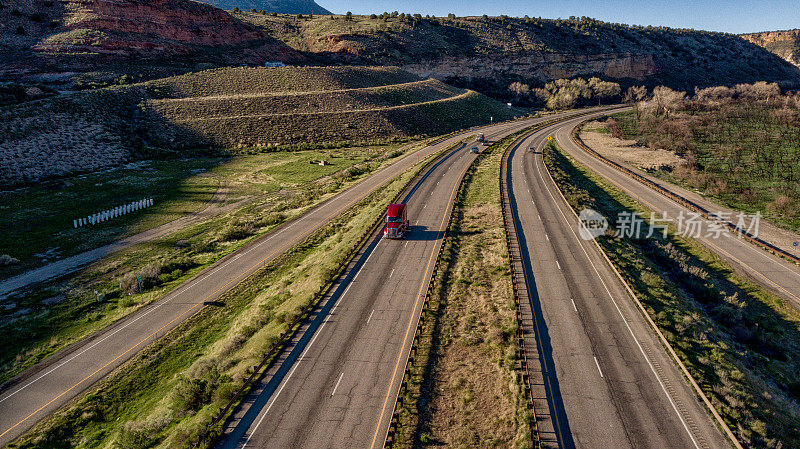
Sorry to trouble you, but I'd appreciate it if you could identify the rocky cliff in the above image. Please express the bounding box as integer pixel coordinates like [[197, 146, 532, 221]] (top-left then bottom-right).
[[403, 53, 658, 83], [741, 29, 800, 67], [0, 0, 304, 80]]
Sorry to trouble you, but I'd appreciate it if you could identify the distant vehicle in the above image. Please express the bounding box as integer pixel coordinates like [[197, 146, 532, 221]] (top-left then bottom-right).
[[482, 141, 490, 146], [384, 203, 409, 239], [470, 147, 479, 154], [476, 133, 485, 143]]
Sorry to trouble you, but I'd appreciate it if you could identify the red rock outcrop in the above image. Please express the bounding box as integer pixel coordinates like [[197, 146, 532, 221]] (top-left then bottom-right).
[[31, 0, 266, 56], [740, 30, 800, 67]]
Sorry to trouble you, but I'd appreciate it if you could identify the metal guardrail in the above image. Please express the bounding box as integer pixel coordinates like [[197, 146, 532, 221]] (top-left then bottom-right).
[[499, 130, 545, 449], [570, 127, 800, 266], [547, 128, 744, 449], [381, 109, 622, 449]]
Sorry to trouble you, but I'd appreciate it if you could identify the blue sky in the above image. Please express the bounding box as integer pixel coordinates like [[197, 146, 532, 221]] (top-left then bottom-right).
[[317, 0, 799, 34]]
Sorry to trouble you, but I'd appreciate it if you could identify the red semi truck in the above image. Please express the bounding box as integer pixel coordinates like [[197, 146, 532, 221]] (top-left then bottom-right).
[[384, 203, 409, 239]]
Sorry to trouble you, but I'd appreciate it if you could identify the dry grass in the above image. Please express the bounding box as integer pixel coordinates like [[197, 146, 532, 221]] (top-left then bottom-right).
[[394, 137, 530, 449]]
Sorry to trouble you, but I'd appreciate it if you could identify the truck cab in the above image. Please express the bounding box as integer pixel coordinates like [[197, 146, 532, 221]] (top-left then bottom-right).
[[384, 203, 409, 239]]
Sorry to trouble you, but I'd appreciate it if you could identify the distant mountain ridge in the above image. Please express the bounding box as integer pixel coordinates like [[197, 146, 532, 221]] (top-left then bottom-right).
[[197, 0, 331, 14], [741, 29, 800, 67]]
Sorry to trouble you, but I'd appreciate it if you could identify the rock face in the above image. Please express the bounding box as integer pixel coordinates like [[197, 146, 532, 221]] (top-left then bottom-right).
[[741, 30, 800, 67], [33, 0, 266, 56], [403, 53, 658, 83], [196, 0, 331, 14]]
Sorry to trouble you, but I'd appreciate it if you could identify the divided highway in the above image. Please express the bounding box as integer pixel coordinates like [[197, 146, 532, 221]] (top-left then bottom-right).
[[0, 112, 580, 446], [210, 114, 588, 449], [553, 120, 800, 310], [504, 114, 733, 449]]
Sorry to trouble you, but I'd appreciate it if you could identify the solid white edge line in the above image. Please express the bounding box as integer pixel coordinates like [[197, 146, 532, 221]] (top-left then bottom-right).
[[331, 372, 344, 397], [593, 356, 604, 378], [535, 141, 702, 449]]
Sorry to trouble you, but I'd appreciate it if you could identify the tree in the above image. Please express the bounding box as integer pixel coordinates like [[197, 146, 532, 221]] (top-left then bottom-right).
[[345, 11, 352, 21], [231, 7, 240, 13], [624, 85, 648, 119], [447, 13, 456, 19], [508, 82, 531, 104], [590, 78, 621, 105], [649, 86, 686, 117]]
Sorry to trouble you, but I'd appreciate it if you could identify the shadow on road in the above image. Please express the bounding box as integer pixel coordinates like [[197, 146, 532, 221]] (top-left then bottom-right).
[[507, 141, 575, 449]]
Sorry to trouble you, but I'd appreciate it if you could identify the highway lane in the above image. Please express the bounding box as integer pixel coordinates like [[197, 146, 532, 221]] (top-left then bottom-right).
[[553, 121, 800, 309], [212, 112, 604, 449], [506, 115, 733, 449], [0, 113, 571, 446]]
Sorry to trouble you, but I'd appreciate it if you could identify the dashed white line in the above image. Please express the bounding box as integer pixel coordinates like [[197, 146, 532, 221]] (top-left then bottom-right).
[[367, 309, 375, 324], [594, 357, 604, 377], [537, 213, 541, 220], [571, 297, 578, 312], [556, 260, 561, 270], [545, 233, 550, 241], [390, 268, 395, 278], [331, 372, 344, 396]]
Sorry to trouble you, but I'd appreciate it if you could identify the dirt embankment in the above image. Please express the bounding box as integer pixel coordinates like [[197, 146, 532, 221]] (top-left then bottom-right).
[[580, 120, 684, 171]]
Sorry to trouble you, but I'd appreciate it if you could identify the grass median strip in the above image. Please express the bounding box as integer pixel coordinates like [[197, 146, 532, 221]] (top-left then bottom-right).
[[5, 142, 451, 449], [392, 133, 532, 449], [544, 140, 800, 447]]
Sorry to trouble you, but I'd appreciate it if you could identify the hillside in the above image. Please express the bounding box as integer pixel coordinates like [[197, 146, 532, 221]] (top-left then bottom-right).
[[741, 29, 800, 67], [236, 14, 800, 97], [0, 0, 304, 83], [0, 66, 516, 186], [196, 0, 330, 14]]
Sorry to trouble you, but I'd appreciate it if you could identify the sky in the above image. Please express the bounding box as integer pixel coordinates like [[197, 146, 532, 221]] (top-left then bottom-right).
[[317, 0, 800, 34]]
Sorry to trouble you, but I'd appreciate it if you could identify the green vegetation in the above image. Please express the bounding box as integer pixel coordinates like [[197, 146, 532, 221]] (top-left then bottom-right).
[[0, 66, 516, 187], [7, 142, 435, 449], [0, 143, 417, 385], [544, 141, 800, 448], [509, 77, 622, 109], [612, 83, 800, 231], [393, 133, 530, 448], [238, 13, 800, 95]]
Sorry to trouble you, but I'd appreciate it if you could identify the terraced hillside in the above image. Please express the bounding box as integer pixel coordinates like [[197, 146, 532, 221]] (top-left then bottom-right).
[[0, 66, 516, 187]]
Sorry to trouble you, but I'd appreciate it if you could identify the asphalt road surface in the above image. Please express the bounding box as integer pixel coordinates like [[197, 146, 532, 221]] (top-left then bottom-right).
[[211, 112, 614, 449], [0, 112, 583, 446], [553, 120, 800, 310], [506, 114, 733, 449]]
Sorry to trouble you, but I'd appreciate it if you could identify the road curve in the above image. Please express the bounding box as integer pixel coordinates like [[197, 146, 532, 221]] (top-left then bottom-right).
[[211, 112, 608, 449], [0, 113, 577, 446], [554, 120, 800, 310], [505, 114, 732, 449]]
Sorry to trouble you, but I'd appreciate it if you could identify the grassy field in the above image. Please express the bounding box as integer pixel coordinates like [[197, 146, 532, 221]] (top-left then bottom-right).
[[612, 95, 800, 232], [393, 134, 531, 448], [6, 138, 443, 449], [0, 144, 400, 278], [544, 141, 800, 448], [0, 142, 419, 385]]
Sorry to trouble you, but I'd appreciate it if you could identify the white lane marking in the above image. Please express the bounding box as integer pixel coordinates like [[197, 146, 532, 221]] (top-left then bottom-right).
[[534, 148, 701, 449], [390, 268, 395, 278], [331, 372, 344, 396], [556, 261, 561, 270], [367, 309, 375, 324], [537, 213, 541, 220], [545, 233, 550, 241], [571, 297, 578, 312], [423, 204, 427, 209], [404, 241, 408, 248], [594, 357, 604, 378]]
